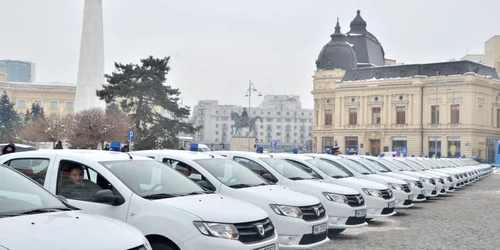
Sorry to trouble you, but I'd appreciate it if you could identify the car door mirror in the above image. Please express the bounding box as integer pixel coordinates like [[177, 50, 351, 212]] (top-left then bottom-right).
[[94, 190, 124, 206], [196, 180, 216, 191], [262, 173, 278, 183]]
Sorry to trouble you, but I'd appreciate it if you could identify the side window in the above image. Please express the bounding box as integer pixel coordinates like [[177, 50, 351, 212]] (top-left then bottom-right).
[[163, 158, 217, 191], [233, 156, 278, 183], [56, 160, 112, 202], [285, 159, 323, 179], [5, 158, 50, 185]]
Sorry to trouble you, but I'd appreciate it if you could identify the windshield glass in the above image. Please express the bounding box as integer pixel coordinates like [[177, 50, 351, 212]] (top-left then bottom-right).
[[338, 158, 374, 174], [306, 159, 353, 178], [378, 159, 405, 171], [409, 160, 430, 170], [0, 166, 68, 217], [100, 160, 205, 197], [363, 159, 392, 172], [260, 158, 315, 180], [357, 158, 389, 172], [194, 159, 268, 187]]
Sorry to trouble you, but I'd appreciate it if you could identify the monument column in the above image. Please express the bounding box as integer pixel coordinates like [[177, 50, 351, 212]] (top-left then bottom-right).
[[75, 0, 107, 113]]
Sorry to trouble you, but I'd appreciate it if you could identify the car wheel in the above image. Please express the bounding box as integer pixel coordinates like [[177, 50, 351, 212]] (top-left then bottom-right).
[[327, 229, 345, 237], [151, 242, 177, 250]]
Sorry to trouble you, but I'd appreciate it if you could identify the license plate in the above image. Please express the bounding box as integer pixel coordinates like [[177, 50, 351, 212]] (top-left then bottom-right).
[[388, 201, 395, 208], [312, 223, 327, 235], [257, 244, 276, 250], [355, 209, 366, 218]]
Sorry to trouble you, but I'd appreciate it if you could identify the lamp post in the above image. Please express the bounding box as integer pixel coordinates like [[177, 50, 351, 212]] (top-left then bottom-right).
[[244, 80, 262, 151], [447, 88, 456, 157], [434, 72, 439, 158]]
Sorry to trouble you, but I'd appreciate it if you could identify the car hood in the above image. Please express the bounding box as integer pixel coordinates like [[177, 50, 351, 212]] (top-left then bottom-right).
[[364, 174, 407, 184], [382, 172, 419, 181], [239, 185, 320, 206], [154, 193, 268, 223], [0, 211, 143, 250], [294, 179, 359, 195], [334, 177, 388, 190], [424, 170, 450, 177]]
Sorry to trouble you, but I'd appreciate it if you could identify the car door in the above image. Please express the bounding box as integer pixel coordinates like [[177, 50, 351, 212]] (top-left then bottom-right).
[[49, 155, 132, 222], [0, 154, 57, 191]]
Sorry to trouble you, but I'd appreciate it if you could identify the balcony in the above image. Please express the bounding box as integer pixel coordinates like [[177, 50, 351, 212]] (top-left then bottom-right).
[[392, 124, 408, 129]]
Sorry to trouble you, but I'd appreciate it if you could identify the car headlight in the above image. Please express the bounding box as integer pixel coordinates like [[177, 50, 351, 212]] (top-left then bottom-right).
[[419, 177, 430, 182], [193, 221, 239, 240], [388, 183, 404, 190], [269, 204, 303, 218], [362, 188, 382, 197], [322, 192, 349, 204]]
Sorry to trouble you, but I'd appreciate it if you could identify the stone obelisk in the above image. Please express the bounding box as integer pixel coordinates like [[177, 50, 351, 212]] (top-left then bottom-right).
[[74, 0, 107, 113]]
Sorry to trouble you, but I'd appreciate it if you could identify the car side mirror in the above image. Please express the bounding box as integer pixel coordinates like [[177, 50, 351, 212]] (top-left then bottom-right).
[[262, 173, 278, 183], [196, 180, 216, 191], [94, 190, 124, 206]]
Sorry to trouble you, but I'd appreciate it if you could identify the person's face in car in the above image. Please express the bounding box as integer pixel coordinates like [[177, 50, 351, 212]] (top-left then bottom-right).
[[6, 147, 13, 152], [69, 168, 83, 185]]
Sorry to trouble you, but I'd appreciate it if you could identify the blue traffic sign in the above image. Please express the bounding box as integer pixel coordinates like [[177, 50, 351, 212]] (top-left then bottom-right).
[[255, 138, 259, 144], [402, 147, 407, 153], [270, 140, 277, 148], [334, 140, 338, 147], [128, 130, 135, 142]]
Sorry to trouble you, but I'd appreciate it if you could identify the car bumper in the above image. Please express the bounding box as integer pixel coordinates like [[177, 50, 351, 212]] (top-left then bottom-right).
[[323, 202, 369, 229], [393, 189, 414, 208], [180, 233, 279, 250], [271, 215, 330, 249], [362, 195, 396, 219], [409, 186, 427, 202]]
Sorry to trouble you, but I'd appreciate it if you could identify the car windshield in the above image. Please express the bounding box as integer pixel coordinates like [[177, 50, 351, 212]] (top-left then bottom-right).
[[0, 166, 69, 217], [409, 160, 430, 170], [361, 159, 391, 172], [305, 159, 353, 178], [99, 160, 205, 198], [378, 159, 405, 171], [260, 158, 316, 180], [194, 159, 268, 188], [339, 158, 376, 175]]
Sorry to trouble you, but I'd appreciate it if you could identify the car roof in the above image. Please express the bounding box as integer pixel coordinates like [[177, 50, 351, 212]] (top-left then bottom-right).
[[211, 151, 272, 159], [133, 150, 225, 160], [269, 153, 313, 160], [0, 143, 37, 149], [0, 149, 154, 162]]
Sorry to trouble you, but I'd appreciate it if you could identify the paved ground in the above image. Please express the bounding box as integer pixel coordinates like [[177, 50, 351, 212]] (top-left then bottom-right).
[[318, 171, 500, 250]]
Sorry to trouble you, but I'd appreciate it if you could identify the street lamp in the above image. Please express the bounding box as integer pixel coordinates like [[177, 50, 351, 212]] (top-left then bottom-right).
[[245, 80, 262, 151], [434, 72, 439, 158], [447, 88, 456, 157]]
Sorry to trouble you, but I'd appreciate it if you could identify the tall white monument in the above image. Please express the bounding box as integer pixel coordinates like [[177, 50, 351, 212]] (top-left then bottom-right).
[[74, 0, 107, 113]]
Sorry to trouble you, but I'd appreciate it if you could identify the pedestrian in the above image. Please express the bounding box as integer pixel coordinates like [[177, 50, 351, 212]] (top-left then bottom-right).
[[330, 146, 340, 156], [103, 143, 110, 150], [120, 141, 130, 152], [54, 141, 64, 149], [2, 143, 16, 155]]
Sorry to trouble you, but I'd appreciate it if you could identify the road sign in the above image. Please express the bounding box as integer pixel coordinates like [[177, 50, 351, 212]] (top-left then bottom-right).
[[271, 140, 277, 148], [450, 145, 456, 156], [402, 147, 407, 153], [334, 140, 338, 147], [128, 130, 135, 142], [255, 138, 259, 144]]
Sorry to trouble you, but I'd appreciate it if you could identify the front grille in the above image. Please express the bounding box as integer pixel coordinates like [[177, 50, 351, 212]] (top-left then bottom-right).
[[403, 199, 413, 205], [440, 189, 446, 193], [345, 194, 365, 207], [299, 204, 326, 222], [234, 218, 275, 244], [431, 190, 437, 195], [380, 189, 393, 200], [345, 216, 366, 225], [438, 178, 445, 184], [381, 207, 394, 215], [448, 186, 454, 191], [429, 179, 436, 185], [402, 184, 411, 193], [447, 177, 453, 182], [299, 231, 327, 245], [416, 181, 423, 188], [417, 194, 425, 199]]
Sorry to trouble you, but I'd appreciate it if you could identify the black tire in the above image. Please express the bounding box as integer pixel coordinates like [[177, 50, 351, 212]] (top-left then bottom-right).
[[151, 242, 176, 250], [327, 229, 346, 237]]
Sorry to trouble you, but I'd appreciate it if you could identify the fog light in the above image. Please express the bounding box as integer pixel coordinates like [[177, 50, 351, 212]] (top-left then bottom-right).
[[278, 235, 297, 245], [367, 209, 376, 215]]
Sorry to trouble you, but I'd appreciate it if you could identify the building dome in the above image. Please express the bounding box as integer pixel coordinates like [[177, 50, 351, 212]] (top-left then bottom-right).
[[316, 19, 358, 71], [346, 10, 385, 67]]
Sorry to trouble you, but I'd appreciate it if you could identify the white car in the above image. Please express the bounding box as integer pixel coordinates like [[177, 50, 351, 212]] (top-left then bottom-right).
[[132, 149, 330, 249], [210, 151, 369, 235], [0, 164, 151, 250], [308, 154, 414, 209], [363, 157, 440, 198], [269, 153, 396, 221], [393, 158, 451, 195], [0, 150, 279, 250]]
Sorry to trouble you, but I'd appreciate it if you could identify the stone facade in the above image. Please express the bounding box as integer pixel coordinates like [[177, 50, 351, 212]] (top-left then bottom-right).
[[312, 70, 500, 161]]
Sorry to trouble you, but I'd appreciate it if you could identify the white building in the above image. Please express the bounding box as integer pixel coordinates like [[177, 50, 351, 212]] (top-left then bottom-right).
[[191, 95, 314, 151]]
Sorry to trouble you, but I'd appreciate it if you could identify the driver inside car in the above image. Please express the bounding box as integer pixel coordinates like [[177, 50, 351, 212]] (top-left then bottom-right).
[[59, 164, 103, 201]]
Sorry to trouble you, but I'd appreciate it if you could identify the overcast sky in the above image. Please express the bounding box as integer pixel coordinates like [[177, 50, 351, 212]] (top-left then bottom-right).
[[1, 0, 499, 110]]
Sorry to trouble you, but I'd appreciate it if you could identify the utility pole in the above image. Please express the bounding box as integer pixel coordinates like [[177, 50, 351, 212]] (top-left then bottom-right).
[[245, 81, 262, 151], [434, 72, 439, 157]]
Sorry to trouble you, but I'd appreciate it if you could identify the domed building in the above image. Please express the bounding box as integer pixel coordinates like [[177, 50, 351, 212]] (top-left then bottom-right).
[[316, 19, 358, 71], [311, 10, 500, 161]]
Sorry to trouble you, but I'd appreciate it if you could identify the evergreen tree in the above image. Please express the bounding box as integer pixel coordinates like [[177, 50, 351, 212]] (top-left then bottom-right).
[[24, 109, 32, 124], [0, 91, 21, 141], [106, 103, 123, 117], [97, 56, 195, 149], [30, 102, 44, 121]]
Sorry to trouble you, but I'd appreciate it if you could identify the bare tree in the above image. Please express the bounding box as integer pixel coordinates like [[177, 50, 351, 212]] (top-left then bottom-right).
[[21, 114, 72, 146], [68, 108, 130, 149]]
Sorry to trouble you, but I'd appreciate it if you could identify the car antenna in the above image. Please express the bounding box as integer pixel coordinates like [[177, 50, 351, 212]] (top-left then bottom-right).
[[127, 152, 133, 160]]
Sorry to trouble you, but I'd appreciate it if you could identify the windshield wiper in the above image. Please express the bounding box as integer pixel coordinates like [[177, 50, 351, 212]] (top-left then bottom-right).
[[229, 184, 253, 189], [330, 175, 346, 179], [289, 177, 313, 180], [142, 193, 177, 199], [252, 183, 269, 186], [2, 208, 71, 217], [181, 191, 213, 196]]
